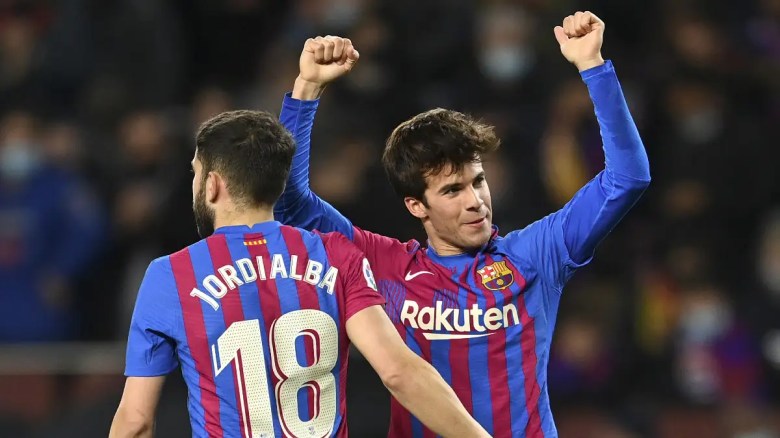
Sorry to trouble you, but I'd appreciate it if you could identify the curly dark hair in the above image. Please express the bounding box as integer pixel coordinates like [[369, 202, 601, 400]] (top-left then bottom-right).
[[382, 108, 501, 204]]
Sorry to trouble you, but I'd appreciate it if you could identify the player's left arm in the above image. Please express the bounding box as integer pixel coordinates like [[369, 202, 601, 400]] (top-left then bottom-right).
[[109, 376, 165, 438], [552, 12, 651, 266]]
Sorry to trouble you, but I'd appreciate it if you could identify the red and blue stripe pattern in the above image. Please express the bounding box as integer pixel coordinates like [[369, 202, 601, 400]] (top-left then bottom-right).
[[166, 223, 352, 437], [384, 249, 552, 438]]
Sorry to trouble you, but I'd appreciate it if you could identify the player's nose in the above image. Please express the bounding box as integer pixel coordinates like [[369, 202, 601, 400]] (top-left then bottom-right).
[[466, 186, 484, 210]]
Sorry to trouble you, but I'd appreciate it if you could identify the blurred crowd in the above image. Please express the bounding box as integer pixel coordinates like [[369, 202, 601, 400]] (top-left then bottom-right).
[[1, 0, 779, 436]]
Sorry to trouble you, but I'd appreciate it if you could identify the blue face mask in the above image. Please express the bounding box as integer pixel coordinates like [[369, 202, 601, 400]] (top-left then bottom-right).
[[0, 142, 41, 181]]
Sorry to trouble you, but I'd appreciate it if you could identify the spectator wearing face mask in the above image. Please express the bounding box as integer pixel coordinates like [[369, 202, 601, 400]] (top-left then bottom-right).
[[0, 111, 104, 341], [748, 209, 780, 404], [674, 283, 763, 405]]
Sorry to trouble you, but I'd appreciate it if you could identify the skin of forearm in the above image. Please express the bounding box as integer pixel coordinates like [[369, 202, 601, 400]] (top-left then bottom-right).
[[385, 361, 488, 438], [109, 409, 154, 438]]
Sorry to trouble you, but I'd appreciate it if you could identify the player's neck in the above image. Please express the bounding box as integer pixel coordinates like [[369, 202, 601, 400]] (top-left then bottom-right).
[[214, 207, 275, 229], [426, 234, 466, 256]]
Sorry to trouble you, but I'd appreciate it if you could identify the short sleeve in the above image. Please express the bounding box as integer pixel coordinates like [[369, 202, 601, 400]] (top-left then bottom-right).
[[124, 257, 179, 376], [344, 256, 386, 320], [351, 225, 420, 267], [324, 233, 386, 320]]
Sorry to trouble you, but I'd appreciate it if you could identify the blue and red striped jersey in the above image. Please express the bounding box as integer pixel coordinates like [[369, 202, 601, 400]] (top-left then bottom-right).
[[124, 221, 385, 438], [349, 221, 577, 437], [275, 60, 651, 437]]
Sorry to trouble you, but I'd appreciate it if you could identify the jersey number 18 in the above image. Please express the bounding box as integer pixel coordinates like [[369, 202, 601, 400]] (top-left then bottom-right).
[[212, 310, 338, 438]]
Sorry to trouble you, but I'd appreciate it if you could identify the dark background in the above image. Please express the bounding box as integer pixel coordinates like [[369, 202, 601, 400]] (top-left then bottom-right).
[[0, 0, 779, 436]]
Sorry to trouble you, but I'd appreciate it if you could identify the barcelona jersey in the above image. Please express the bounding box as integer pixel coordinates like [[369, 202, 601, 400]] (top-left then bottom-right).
[[124, 221, 385, 437], [275, 60, 651, 437]]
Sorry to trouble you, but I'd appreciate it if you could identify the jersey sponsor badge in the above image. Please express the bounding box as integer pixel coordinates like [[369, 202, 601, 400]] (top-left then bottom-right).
[[363, 258, 377, 291]]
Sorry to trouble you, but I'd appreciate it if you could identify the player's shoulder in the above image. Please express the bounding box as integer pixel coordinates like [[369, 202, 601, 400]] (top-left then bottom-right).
[[154, 237, 211, 275], [317, 230, 362, 257], [147, 254, 173, 273], [276, 225, 362, 262], [491, 213, 562, 252], [276, 224, 347, 248], [167, 237, 205, 259], [352, 225, 423, 254]]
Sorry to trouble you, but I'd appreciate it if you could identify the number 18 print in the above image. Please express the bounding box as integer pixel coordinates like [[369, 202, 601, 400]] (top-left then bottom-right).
[[212, 310, 339, 438]]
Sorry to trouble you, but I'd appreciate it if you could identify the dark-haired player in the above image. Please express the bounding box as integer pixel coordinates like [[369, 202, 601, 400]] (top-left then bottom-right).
[[277, 12, 650, 437]]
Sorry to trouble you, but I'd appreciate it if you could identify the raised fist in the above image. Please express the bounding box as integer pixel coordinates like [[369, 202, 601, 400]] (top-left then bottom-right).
[[298, 35, 360, 86], [553, 11, 605, 72]]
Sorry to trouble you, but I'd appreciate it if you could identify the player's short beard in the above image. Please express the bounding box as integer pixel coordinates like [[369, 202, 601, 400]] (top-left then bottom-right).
[[193, 184, 215, 238]]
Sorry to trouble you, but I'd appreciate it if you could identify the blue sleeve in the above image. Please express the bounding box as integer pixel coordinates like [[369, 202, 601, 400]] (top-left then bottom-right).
[[274, 93, 355, 239], [562, 60, 651, 264], [125, 257, 179, 377], [503, 61, 650, 290]]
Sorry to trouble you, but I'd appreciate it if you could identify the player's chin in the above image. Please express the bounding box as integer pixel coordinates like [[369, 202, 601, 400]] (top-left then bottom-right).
[[462, 227, 491, 248]]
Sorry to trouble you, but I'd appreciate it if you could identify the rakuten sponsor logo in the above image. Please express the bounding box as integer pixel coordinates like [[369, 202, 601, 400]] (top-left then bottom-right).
[[400, 300, 520, 340]]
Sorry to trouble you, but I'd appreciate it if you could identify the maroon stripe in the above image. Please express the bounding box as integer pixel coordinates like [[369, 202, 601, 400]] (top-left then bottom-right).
[[320, 234, 352, 438], [171, 249, 223, 437], [206, 235, 247, 436], [498, 258, 539, 436], [279, 226, 321, 421], [447, 269, 474, 422], [480, 255, 513, 437], [244, 234, 284, 433], [517, 291, 541, 436], [389, 314, 413, 437]]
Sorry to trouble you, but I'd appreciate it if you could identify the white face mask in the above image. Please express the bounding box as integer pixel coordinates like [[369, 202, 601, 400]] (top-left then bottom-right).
[[323, 0, 361, 29], [677, 108, 722, 145], [479, 46, 534, 82], [0, 142, 40, 181], [681, 302, 731, 343]]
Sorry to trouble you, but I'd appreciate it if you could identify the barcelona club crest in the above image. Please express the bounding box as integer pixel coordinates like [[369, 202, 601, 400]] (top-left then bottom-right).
[[477, 261, 514, 290]]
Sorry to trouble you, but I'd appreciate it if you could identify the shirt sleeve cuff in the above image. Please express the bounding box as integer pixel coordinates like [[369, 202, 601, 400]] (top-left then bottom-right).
[[579, 59, 614, 82], [283, 92, 321, 109]]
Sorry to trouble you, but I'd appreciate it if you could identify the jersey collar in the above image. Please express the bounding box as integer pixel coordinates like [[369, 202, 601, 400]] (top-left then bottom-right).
[[213, 220, 282, 235], [424, 225, 499, 268]]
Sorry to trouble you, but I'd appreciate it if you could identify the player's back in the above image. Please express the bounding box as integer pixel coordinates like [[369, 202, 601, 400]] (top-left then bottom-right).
[[148, 221, 382, 438]]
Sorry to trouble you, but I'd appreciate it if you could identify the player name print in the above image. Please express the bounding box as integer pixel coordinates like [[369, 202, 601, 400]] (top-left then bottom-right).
[[190, 253, 339, 310], [400, 300, 521, 340]]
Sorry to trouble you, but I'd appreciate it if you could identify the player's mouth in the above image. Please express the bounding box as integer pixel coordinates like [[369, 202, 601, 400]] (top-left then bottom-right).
[[464, 217, 486, 227]]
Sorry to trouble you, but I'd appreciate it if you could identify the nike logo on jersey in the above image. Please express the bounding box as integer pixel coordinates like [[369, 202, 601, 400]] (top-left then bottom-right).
[[404, 270, 435, 281]]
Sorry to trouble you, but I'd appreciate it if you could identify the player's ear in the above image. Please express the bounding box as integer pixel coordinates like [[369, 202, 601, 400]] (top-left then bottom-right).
[[404, 196, 428, 220], [205, 171, 220, 204]]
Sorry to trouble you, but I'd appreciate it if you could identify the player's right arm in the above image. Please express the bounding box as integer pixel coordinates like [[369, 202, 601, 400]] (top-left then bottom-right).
[[346, 305, 490, 438], [109, 376, 165, 438], [111, 257, 179, 437], [274, 36, 359, 240], [327, 234, 487, 437]]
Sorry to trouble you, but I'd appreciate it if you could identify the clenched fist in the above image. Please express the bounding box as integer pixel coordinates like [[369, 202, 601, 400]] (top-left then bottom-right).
[[553, 11, 605, 72], [293, 36, 359, 100]]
